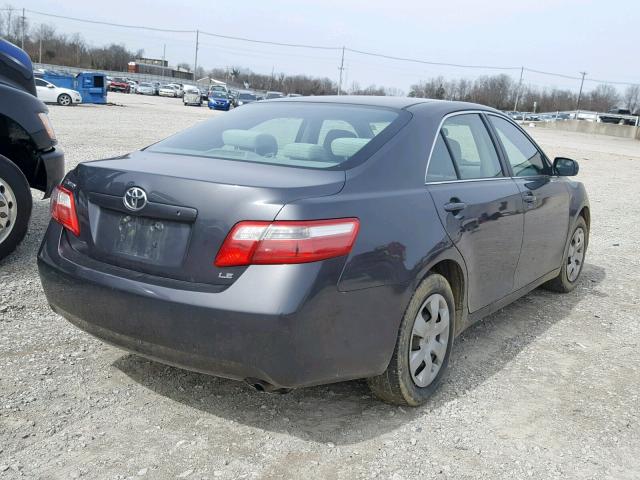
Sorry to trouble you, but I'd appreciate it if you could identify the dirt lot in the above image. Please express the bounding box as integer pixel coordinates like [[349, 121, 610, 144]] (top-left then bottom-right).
[[1, 94, 639, 479]]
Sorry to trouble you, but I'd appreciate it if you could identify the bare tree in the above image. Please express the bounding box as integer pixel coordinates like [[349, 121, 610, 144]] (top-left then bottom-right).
[[623, 85, 640, 113]]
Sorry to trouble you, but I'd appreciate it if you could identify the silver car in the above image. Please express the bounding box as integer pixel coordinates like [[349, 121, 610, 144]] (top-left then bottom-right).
[[136, 82, 155, 95], [183, 86, 202, 106]]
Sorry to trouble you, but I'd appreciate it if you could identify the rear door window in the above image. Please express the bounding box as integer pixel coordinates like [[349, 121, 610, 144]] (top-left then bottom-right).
[[488, 115, 550, 176], [441, 114, 503, 180]]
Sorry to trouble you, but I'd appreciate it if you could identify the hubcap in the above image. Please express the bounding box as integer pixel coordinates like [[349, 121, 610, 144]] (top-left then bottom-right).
[[0, 177, 17, 245], [566, 227, 585, 282], [409, 293, 450, 388], [60, 95, 71, 105]]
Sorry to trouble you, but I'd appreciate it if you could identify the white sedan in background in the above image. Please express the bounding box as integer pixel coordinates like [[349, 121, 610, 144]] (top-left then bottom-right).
[[35, 78, 82, 106], [158, 85, 181, 97]]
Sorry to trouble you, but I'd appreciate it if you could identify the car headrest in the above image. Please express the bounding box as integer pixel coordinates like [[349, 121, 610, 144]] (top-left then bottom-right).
[[281, 143, 330, 162], [330, 137, 370, 158], [222, 129, 278, 156], [323, 129, 357, 152]]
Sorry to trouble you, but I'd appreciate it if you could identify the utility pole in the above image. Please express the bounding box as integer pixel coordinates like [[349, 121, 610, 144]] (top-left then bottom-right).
[[38, 36, 42, 63], [162, 44, 166, 80], [193, 30, 199, 82], [21, 8, 25, 50], [513, 66, 524, 112], [337, 46, 345, 95], [576, 71, 587, 117]]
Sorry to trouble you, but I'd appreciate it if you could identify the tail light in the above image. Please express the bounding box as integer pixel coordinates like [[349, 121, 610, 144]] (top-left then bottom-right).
[[50, 185, 80, 236], [215, 218, 360, 267]]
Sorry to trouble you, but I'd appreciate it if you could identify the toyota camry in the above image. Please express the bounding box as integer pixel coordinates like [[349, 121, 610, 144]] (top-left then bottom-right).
[[38, 96, 589, 405]]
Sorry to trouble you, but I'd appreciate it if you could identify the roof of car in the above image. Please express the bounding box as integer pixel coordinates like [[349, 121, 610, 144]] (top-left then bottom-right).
[[266, 95, 499, 113]]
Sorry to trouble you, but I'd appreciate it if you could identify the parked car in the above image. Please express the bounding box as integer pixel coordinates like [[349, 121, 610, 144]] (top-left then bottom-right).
[[236, 91, 257, 106], [127, 80, 138, 94], [0, 39, 64, 259], [109, 77, 130, 93], [136, 82, 156, 96], [265, 91, 284, 99], [35, 78, 82, 106], [207, 91, 231, 110], [168, 83, 184, 97], [599, 108, 637, 126], [159, 85, 180, 97], [38, 97, 590, 405], [183, 86, 202, 106]]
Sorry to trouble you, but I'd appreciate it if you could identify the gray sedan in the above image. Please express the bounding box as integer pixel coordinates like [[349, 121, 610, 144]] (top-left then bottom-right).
[[38, 96, 590, 405]]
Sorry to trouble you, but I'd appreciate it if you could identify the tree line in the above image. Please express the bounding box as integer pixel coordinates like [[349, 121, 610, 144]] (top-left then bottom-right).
[[408, 74, 639, 113], [2, 5, 638, 112]]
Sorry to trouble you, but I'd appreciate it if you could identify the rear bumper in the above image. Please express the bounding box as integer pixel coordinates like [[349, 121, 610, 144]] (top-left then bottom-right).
[[37, 224, 404, 388]]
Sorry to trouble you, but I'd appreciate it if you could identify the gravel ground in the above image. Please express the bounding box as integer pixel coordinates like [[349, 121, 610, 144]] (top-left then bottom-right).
[[0, 94, 639, 479]]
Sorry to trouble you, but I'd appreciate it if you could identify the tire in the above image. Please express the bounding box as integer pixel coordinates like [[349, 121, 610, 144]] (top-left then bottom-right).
[[368, 274, 455, 406], [57, 93, 72, 106], [542, 216, 588, 293], [0, 155, 32, 261]]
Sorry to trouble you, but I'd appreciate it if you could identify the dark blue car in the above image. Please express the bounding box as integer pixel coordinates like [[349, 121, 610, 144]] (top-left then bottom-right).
[[38, 97, 589, 405], [208, 91, 231, 111]]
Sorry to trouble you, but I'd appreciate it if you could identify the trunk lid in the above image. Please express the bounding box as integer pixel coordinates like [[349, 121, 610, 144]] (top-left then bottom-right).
[[68, 150, 345, 286]]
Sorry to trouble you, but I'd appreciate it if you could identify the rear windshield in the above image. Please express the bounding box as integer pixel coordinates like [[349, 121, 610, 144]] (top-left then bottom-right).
[[239, 93, 256, 100], [148, 102, 404, 169]]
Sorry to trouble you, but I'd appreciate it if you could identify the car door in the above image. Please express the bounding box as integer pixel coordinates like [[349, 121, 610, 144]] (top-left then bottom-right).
[[426, 112, 524, 312], [35, 78, 55, 103], [487, 114, 571, 289]]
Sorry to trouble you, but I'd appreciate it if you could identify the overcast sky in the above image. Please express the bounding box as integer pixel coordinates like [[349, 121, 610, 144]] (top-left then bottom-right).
[[19, 0, 640, 93]]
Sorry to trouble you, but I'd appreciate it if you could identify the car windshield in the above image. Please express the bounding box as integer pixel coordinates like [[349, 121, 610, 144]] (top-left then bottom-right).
[[239, 93, 256, 100], [161, 85, 174, 89], [266, 93, 283, 99], [148, 102, 403, 169], [140, 83, 152, 87], [212, 92, 228, 99]]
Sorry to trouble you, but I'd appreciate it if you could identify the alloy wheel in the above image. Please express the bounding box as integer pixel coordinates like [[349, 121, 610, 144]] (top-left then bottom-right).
[[409, 293, 450, 387], [59, 94, 72, 106], [0, 177, 17, 245], [567, 227, 585, 282]]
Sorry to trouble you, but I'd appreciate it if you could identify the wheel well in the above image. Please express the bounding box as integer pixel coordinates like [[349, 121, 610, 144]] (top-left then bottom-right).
[[0, 113, 46, 190], [430, 259, 465, 325], [579, 206, 590, 231]]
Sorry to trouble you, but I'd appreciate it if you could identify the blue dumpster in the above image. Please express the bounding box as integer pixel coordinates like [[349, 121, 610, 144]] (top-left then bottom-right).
[[41, 71, 75, 90], [75, 72, 107, 104]]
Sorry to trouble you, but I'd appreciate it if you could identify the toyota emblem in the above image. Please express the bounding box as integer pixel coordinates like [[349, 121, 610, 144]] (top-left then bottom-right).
[[123, 187, 147, 211]]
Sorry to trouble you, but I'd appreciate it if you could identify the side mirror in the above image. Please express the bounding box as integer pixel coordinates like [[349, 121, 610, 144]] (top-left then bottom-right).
[[47, 84, 55, 88], [554, 157, 579, 176]]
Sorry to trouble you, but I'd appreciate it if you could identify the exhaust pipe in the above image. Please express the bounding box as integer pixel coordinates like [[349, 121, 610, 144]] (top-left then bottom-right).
[[245, 378, 291, 394]]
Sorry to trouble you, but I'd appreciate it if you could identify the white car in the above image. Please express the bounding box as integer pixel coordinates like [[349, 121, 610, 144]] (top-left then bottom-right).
[[35, 78, 82, 106], [159, 85, 180, 97]]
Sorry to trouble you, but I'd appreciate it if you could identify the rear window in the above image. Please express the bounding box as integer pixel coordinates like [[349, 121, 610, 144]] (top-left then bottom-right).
[[148, 102, 405, 169]]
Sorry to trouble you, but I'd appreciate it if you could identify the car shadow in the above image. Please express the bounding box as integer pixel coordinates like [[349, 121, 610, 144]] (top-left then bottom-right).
[[113, 263, 605, 445]]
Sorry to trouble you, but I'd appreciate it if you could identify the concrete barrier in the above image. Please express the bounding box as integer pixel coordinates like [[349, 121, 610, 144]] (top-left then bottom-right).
[[535, 120, 640, 140]]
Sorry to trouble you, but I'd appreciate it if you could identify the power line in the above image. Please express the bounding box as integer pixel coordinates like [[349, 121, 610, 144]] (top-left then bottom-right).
[[345, 47, 521, 71], [25, 9, 196, 33], [198, 30, 339, 51]]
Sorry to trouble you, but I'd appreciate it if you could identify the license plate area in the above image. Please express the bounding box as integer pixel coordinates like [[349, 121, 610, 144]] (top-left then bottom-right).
[[93, 207, 191, 267]]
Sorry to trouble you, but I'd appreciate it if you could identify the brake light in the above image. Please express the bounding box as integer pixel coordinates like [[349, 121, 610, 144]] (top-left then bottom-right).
[[50, 185, 80, 236], [215, 218, 360, 267]]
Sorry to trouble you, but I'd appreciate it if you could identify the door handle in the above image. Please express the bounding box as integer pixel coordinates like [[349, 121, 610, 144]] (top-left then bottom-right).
[[444, 201, 467, 213], [522, 192, 537, 204]]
